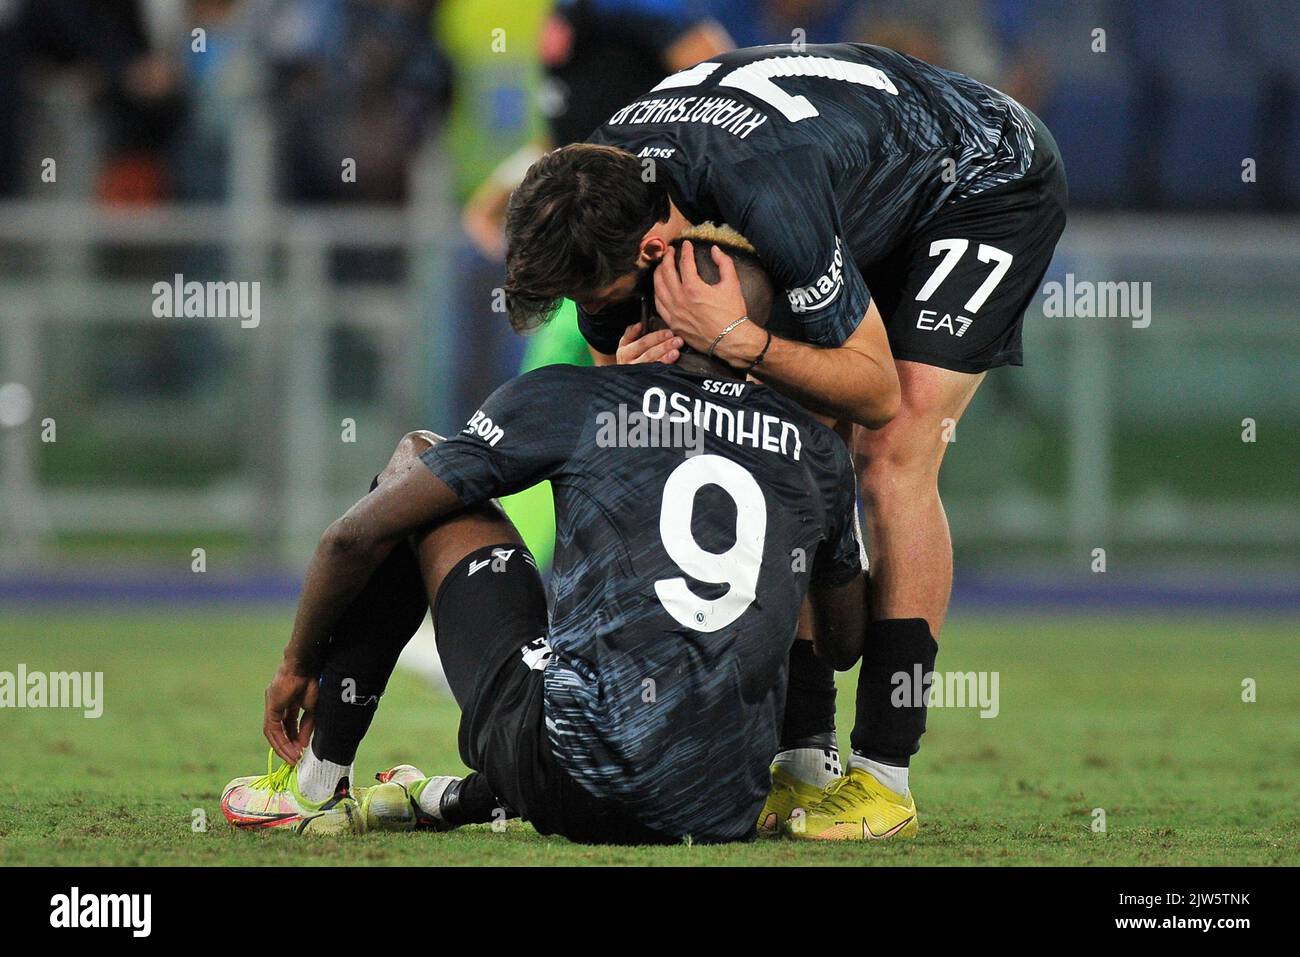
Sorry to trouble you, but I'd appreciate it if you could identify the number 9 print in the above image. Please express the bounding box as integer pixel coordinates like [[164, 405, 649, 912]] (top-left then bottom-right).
[[654, 454, 767, 633]]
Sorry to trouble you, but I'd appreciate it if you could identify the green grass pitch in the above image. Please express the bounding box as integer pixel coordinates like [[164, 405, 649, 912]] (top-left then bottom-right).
[[0, 606, 1296, 866]]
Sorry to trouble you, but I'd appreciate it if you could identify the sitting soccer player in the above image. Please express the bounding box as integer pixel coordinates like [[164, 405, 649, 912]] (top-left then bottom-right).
[[221, 233, 875, 843]]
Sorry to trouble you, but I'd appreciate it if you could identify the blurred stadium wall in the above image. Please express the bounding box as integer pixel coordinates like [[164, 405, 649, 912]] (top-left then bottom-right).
[[0, 1, 1295, 598]]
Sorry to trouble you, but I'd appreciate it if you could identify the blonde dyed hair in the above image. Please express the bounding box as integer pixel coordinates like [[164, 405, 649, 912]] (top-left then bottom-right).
[[677, 222, 757, 256]]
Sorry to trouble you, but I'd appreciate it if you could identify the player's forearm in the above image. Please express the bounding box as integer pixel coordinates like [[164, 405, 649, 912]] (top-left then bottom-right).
[[282, 518, 393, 674], [810, 575, 869, 670], [752, 335, 899, 428], [282, 461, 467, 671]]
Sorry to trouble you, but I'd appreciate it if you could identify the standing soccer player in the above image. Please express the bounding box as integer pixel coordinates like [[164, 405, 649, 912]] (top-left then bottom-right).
[[503, 42, 1068, 839], [460, 0, 734, 571]]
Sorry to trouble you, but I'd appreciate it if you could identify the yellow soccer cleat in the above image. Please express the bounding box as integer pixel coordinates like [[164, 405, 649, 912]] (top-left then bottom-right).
[[785, 766, 919, 841], [362, 764, 464, 832], [359, 782, 418, 831], [757, 764, 830, 837]]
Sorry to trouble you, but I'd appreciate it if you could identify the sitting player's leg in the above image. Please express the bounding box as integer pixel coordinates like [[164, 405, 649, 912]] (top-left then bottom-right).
[[760, 417, 859, 835], [222, 432, 444, 833], [404, 519, 561, 832], [786, 365, 977, 840], [336, 429, 569, 834], [296, 434, 438, 805], [396, 437, 669, 845], [375, 493, 540, 832], [756, 626, 841, 835]]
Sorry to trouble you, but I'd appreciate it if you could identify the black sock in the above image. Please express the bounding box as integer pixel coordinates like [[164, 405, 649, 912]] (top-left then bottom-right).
[[850, 618, 938, 767], [780, 640, 838, 750], [310, 531, 430, 766], [440, 773, 515, 827]]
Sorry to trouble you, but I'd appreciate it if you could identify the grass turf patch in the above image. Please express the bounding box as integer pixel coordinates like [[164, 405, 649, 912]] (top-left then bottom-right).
[[0, 607, 1295, 865]]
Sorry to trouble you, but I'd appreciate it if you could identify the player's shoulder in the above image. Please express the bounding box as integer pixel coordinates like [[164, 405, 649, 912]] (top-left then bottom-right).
[[518, 360, 672, 400], [701, 41, 891, 73], [586, 360, 688, 394], [757, 388, 853, 475], [513, 362, 595, 385], [719, 41, 871, 61], [498, 363, 603, 403]]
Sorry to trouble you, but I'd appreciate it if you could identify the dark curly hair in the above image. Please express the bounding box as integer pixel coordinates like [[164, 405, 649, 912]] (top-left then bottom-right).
[[504, 144, 670, 331]]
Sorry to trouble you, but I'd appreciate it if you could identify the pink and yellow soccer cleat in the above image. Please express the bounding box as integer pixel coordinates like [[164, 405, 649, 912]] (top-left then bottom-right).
[[221, 751, 363, 836]]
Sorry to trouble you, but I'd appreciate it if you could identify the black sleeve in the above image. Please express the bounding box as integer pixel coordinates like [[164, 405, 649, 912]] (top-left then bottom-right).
[[576, 298, 641, 355], [812, 442, 866, 586], [420, 367, 592, 505], [709, 148, 872, 348]]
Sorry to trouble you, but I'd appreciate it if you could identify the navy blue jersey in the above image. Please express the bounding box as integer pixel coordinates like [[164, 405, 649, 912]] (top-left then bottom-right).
[[422, 363, 861, 840], [582, 42, 1037, 351]]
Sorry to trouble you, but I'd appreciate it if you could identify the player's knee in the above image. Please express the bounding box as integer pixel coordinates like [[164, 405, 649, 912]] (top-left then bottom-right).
[[854, 428, 942, 503], [379, 431, 443, 482], [398, 430, 441, 455]]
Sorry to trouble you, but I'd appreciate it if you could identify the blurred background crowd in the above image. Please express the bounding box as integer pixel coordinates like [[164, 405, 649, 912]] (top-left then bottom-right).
[[5, 0, 1299, 207], [0, 0, 1296, 595]]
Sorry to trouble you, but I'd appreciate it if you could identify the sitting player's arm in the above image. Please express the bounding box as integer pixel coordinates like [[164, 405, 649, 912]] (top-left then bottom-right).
[[282, 367, 586, 676], [806, 451, 870, 670], [281, 463, 463, 677], [808, 571, 869, 671], [265, 464, 463, 762]]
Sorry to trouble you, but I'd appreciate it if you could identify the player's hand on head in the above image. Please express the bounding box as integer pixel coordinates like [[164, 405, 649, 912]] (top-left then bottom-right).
[[263, 661, 319, 764], [615, 320, 683, 366], [653, 241, 749, 356]]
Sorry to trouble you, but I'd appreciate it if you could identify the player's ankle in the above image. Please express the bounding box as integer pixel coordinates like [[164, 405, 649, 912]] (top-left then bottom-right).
[[413, 776, 460, 825], [774, 732, 841, 788], [296, 743, 354, 804], [850, 753, 909, 797]]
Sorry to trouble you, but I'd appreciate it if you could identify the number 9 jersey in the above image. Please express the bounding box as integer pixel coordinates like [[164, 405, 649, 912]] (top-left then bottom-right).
[[421, 362, 862, 841]]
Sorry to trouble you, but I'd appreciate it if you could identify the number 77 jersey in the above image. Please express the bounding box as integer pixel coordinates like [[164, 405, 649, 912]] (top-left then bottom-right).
[[583, 42, 1040, 352], [421, 362, 863, 841]]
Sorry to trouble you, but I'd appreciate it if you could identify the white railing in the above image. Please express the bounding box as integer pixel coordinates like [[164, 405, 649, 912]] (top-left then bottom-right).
[[2, 205, 1297, 566]]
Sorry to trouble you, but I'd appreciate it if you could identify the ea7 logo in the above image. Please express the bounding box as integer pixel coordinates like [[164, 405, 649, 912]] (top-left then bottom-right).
[[916, 309, 973, 337], [787, 239, 845, 314]]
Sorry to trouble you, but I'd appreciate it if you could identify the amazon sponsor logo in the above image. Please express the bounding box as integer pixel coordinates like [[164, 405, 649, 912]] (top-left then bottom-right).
[[786, 239, 845, 314]]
